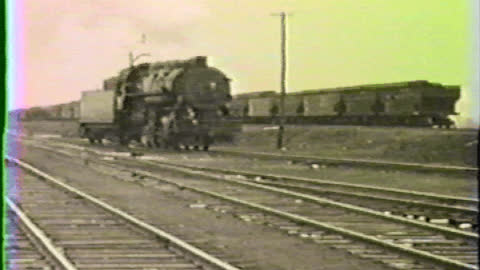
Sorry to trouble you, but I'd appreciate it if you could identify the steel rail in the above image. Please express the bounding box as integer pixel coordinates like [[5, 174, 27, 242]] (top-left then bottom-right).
[[34, 139, 477, 206], [30, 139, 478, 204], [256, 180, 477, 214], [210, 149, 479, 174], [101, 161, 478, 270], [6, 198, 78, 270], [21, 141, 479, 220], [136, 160, 478, 240], [19, 142, 479, 235], [13, 145, 479, 269], [140, 157, 478, 205], [8, 157, 241, 270]]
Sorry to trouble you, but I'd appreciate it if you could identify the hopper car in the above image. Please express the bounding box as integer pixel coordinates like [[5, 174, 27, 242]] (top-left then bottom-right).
[[229, 81, 460, 128]]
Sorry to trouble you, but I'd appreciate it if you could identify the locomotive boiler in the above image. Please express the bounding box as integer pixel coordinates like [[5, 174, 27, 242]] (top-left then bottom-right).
[[79, 56, 232, 150]]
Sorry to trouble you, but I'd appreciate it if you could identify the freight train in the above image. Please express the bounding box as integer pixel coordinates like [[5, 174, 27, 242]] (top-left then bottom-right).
[[79, 56, 232, 150], [9, 101, 80, 121], [228, 81, 460, 128]]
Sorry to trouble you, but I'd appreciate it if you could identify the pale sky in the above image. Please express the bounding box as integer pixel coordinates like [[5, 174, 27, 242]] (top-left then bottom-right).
[[12, 0, 479, 125]]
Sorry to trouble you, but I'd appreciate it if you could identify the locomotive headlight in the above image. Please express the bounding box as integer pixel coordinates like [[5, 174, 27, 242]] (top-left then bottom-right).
[[209, 82, 217, 90]]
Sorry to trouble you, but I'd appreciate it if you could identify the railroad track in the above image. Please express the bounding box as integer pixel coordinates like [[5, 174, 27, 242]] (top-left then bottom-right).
[[133, 159, 478, 232], [6, 158, 242, 270], [12, 133, 478, 174], [5, 207, 60, 269], [79, 157, 480, 269], [28, 139, 478, 232], [209, 149, 478, 175], [16, 143, 479, 269]]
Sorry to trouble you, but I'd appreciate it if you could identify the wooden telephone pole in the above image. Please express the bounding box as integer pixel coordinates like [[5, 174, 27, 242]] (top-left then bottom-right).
[[271, 12, 290, 150]]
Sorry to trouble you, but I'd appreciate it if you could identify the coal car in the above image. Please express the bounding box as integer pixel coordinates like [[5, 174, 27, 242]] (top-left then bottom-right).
[[79, 56, 232, 150]]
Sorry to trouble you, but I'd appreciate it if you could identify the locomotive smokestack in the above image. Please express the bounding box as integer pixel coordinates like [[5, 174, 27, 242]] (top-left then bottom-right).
[[194, 56, 207, 67]]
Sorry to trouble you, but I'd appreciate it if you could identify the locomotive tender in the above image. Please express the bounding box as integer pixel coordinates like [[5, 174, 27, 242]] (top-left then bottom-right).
[[229, 80, 460, 128], [79, 56, 232, 150]]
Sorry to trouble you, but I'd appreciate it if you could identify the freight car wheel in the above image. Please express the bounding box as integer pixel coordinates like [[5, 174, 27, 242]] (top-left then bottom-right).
[[203, 145, 209, 151], [88, 138, 95, 144]]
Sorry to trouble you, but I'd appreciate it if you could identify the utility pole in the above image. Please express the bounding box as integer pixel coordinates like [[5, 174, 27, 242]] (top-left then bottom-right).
[[271, 12, 290, 150]]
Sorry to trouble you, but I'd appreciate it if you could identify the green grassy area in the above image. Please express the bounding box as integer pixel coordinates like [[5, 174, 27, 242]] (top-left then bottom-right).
[[219, 125, 478, 167]]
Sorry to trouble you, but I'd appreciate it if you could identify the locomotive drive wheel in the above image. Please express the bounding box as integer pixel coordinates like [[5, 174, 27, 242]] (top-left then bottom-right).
[[79, 126, 87, 138], [119, 137, 129, 146]]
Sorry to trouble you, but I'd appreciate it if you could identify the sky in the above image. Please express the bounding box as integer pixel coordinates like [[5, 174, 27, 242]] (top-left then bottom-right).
[[9, 0, 479, 126]]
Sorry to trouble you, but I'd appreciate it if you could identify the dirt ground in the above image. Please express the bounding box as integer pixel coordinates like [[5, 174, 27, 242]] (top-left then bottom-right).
[[13, 120, 478, 167], [17, 145, 394, 270], [40, 136, 477, 198], [140, 152, 479, 198], [225, 125, 478, 167]]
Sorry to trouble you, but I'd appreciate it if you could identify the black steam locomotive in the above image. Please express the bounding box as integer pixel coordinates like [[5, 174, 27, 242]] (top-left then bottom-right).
[[79, 56, 232, 150]]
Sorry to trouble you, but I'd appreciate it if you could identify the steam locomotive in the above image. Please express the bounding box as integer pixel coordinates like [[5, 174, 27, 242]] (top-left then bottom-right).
[[228, 81, 460, 128], [78, 56, 232, 150]]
